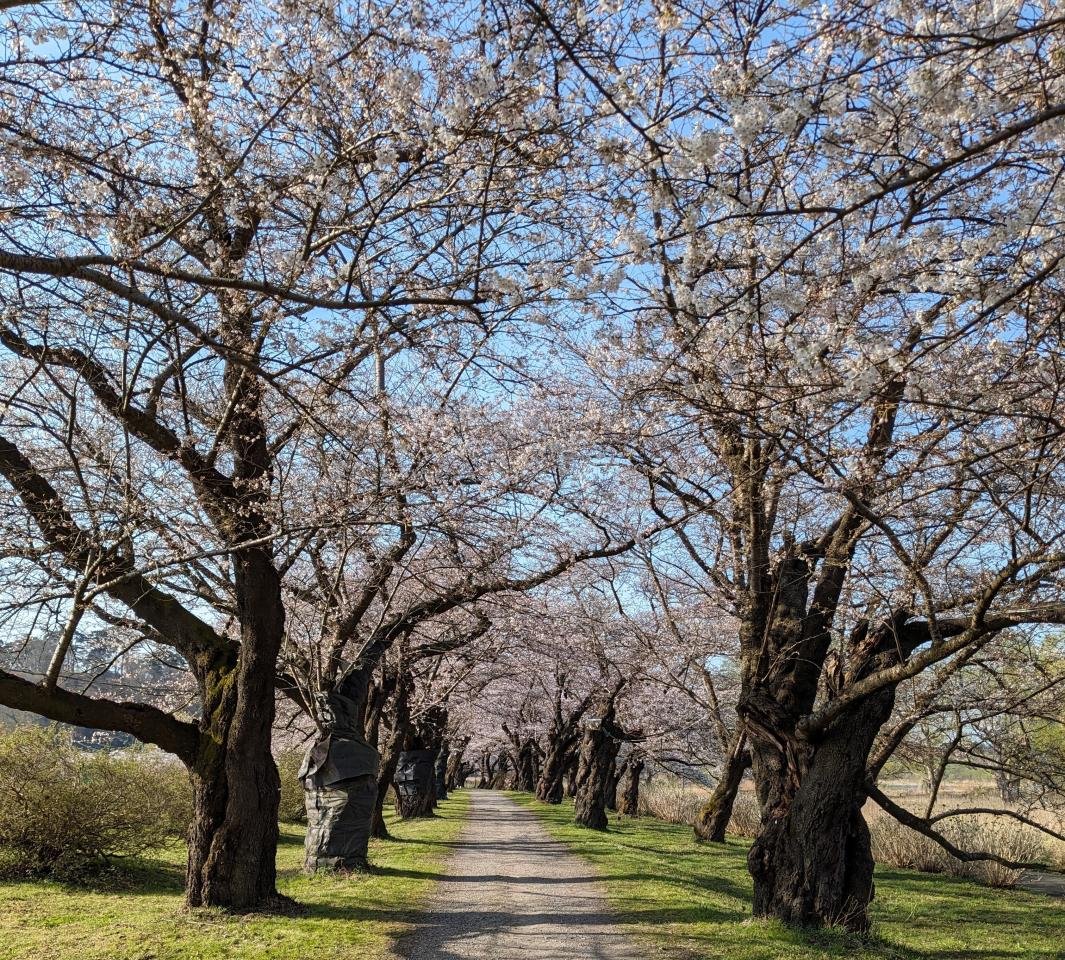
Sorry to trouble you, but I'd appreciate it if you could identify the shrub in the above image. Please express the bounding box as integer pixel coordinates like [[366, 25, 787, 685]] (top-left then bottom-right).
[[0, 726, 192, 880], [867, 811, 1047, 888], [276, 746, 307, 823], [869, 814, 951, 874], [944, 817, 1046, 888]]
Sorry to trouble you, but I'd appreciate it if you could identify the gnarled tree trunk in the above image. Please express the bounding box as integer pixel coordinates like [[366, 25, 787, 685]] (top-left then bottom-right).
[[477, 748, 494, 788], [564, 749, 580, 797], [694, 733, 750, 843], [742, 581, 913, 932], [187, 555, 286, 910], [746, 685, 894, 932], [536, 742, 569, 802], [490, 751, 512, 789], [605, 755, 624, 812], [446, 736, 470, 790], [434, 742, 450, 802], [535, 686, 593, 803], [573, 698, 622, 830], [515, 739, 538, 791], [618, 754, 644, 816], [371, 671, 411, 840]]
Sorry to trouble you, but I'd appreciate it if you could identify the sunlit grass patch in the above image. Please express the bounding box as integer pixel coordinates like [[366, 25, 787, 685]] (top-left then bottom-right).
[[511, 792, 1064, 960], [0, 791, 469, 960]]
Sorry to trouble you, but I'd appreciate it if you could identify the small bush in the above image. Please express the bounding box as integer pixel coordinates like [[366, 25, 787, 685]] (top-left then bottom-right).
[[868, 811, 1047, 888], [0, 726, 192, 880], [869, 814, 951, 874], [945, 817, 1046, 888], [276, 746, 307, 823]]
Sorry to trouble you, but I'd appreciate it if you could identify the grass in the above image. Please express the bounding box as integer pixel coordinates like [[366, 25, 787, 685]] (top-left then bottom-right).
[[0, 790, 469, 960], [509, 792, 1065, 960]]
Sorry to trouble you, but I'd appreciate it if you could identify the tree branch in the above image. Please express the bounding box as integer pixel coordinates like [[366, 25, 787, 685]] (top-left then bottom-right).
[[0, 667, 199, 763]]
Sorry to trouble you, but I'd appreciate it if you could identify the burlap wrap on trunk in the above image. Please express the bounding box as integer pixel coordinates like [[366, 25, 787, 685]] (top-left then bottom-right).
[[300, 734, 380, 872], [393, 748, 436, 815]]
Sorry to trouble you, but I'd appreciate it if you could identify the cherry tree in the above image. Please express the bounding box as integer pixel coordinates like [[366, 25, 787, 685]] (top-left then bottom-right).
[[518, 0, 1065, 930], [0, 0, 599, 907]]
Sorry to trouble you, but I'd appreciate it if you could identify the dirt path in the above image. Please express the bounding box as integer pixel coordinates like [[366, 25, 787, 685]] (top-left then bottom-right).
[[1019, 869, 1065, 898], [392, 790, 637, 960]]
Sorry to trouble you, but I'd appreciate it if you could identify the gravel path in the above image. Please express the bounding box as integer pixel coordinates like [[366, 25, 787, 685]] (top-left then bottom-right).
[[1019, 869, 1065, 898], [393, 790, 637, 960]]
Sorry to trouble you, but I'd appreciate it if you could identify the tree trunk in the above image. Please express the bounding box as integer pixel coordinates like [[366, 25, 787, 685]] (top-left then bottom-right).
[[694, 733, 750, 843], [618, 755, 643, 816], [477, 749, 493, 789], [371, 729, 403, 840], [434, 743, 450, 801], [514, 739, 538, 792], [746, 684, 896, 932], [186, 555, 286, 910], [300, 666, 381, 872], [186, 700, 282, 910], [534, 691, 591, 803], [393, 705, 447, 818], [371, 757, 398, 839], [605, 755, 623, 812], [394, 749, 437, 817], [446, 738, 469, 790], [995, 769, 1022, 804], [490, 752, 511, 789], [371, 673, 411, 840], [573, 703, 622, 831], [536, 742, 569, 803]]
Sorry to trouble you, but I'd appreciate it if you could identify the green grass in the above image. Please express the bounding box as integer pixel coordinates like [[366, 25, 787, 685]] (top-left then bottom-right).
[[509, 793, 1065, 960], [0, 791, 469, 960]]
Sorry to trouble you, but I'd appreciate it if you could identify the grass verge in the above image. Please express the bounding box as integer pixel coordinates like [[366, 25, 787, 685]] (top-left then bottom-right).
[[509, 792, 1064, 960], [0, 790, 469, 960]]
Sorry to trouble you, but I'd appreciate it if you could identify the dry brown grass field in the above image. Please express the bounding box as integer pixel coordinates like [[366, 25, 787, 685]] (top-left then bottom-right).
[[638, 775, 1065, 888]]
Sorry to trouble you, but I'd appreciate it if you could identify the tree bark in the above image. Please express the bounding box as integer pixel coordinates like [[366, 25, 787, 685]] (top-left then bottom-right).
[[490, 752, 512, 789], [743, 606, 910, 932], [746, 687, 893, 932], [564, 749, 580, 798], [186, 555, 287, 910], [477, 748, 493, 789], [618, 755, 644, 816], [446, 737, 470, 790], [434, 743, 450, 801], [536, 742, 570, 802], [694, 733, 750, 843], [605, 755, 623, 812], [535, 687, 592, 802], [515, 739, 538, 791], [371, 672, 411, 840], [573, 699, 622, 831]]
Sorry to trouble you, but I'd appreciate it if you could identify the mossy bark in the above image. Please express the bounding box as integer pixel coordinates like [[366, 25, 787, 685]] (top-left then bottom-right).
[[185, 554, 285, 910], [694, 735, 749, 843]]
